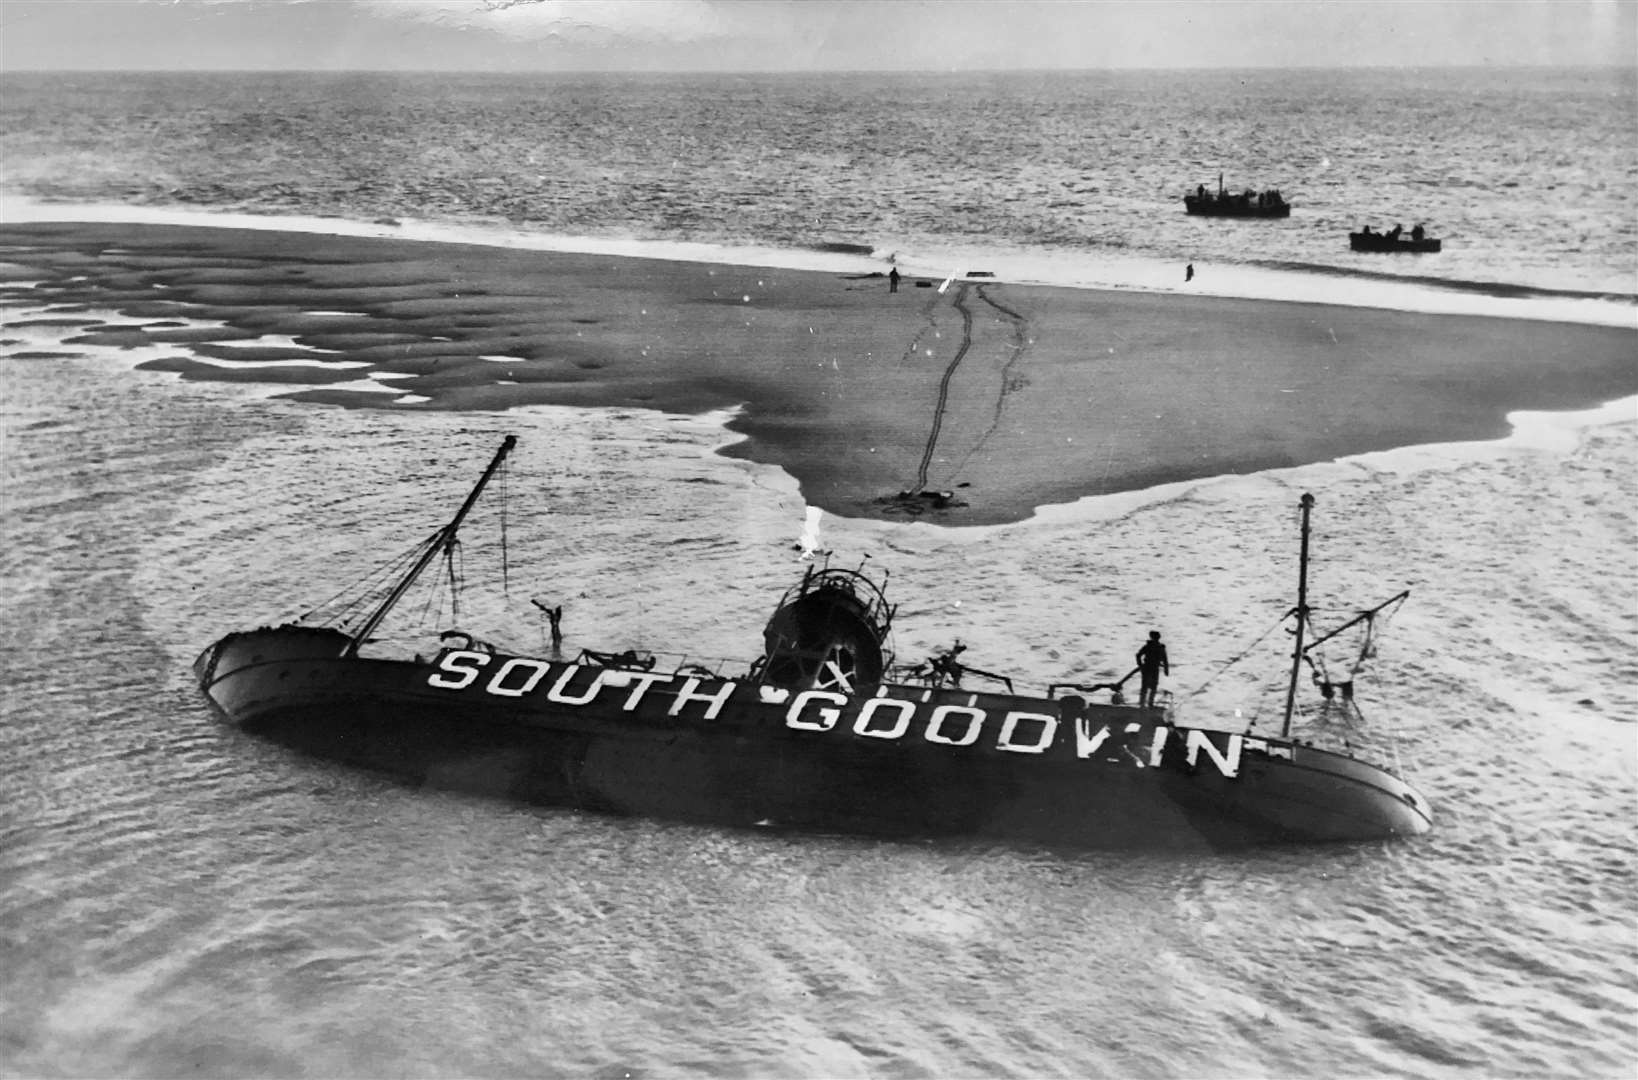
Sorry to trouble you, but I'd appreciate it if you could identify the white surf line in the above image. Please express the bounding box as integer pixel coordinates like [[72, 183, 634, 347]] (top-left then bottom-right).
[[302, 377, 407, 395], [229, 333, 342, 352], [7, 195, 1632, 329], [181, 355, 370, 370]]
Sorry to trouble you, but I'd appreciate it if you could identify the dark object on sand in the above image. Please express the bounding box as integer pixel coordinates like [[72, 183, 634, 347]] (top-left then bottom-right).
[[194, 440, 1431, 850], [1350, 224, 1442, 253], [1184, 173, 1290, 218], [884, 488, 965, 513]]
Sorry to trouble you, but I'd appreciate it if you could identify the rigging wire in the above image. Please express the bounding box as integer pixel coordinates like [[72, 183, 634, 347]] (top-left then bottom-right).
[[1179, 615, 1289, 699], [296, 533, 437, 627]]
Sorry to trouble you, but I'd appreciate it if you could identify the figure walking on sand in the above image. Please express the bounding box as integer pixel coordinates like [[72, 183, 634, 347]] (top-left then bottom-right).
[[1136, 630, 1169, 708], [889, 267, 901, 293], [1185, 263, 1194, 282]]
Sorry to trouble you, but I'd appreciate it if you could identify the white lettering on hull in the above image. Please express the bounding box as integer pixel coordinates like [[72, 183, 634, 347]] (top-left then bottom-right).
[[671, 677, 735, 721], [1185, 729, 1242, 777], [423, 652, 1255, 778], [997, 711, 1057, 754], [428, 649, 492, 690], [547, 664, 603, 705], [486, 657, 551, 697], [854, 697, 916, 740], [786, 690, 847, 731], [925, 705, 985, 746]]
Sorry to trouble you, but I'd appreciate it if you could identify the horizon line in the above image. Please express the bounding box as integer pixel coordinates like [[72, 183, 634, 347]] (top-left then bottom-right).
[[4, 62, 1635, 76]]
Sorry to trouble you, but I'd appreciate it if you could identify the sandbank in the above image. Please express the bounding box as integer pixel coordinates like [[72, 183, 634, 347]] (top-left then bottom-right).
[[1, 221, 1633, 526]]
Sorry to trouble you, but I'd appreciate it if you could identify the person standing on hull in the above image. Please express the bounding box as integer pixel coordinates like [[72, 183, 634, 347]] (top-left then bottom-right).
[[1136, 631, 1169, 709]]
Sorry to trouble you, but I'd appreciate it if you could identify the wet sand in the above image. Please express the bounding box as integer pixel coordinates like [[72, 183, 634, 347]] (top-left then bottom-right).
[[2, 220, 1633, 525]]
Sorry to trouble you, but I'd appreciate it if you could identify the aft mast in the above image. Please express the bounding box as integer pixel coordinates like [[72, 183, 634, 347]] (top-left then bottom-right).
[[341, 435, 517, 657], [1280, 493, 1314, 739]]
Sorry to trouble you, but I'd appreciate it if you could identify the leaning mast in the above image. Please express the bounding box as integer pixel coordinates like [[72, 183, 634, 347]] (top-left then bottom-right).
[[341, 435, 517, 657]]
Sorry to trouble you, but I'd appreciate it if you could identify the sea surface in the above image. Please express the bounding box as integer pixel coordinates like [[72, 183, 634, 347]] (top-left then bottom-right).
[[2, 68, 1636, 308], [2, 68, 1637, 1079]]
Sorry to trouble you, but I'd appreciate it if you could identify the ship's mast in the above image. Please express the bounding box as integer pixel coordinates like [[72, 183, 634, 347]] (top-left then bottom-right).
[[341, 435, 517, 657], [1280, 493, 1315, 739]]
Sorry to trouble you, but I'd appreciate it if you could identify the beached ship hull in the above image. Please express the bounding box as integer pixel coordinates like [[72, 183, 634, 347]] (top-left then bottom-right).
[[1350, 232, 1442, 253], [194, 626, 1432, 850]]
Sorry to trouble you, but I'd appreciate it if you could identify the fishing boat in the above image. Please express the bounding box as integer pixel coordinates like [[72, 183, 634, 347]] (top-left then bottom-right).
[[1350, 227, 1442, 253], [1184, 173, 1291, 218], [193, 437, 1432, 850]]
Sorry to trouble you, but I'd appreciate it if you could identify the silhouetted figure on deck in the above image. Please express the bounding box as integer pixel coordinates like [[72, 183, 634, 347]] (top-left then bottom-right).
[[1411, 223, 1425, 242], [888, 268, 900, 293], [533, 599, 565, 656], [1388, 223, 1403, 240], [1136, 631, 1169, 709], [929, 641, 967, 687]]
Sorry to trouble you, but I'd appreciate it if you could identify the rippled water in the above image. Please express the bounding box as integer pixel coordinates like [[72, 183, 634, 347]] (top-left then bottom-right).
[[3, 67, 1634, 297], [3, 60, 1635, 1078], [3, 314, 1635, 1076]]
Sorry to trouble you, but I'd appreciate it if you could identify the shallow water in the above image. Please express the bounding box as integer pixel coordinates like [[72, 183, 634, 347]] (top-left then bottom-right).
[[3, 319, 1634, 1077], [3, 59, 1635, 1078]]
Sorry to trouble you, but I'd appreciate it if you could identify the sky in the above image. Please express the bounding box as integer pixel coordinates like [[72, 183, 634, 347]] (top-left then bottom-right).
[[2, 0, 1635, 72]]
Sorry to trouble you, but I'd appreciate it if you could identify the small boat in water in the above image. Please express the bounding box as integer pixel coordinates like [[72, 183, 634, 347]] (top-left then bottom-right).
[[194, 438, 1432, 850], [1351, 224, 1442, 253], [1184, 174, 1291, 218]]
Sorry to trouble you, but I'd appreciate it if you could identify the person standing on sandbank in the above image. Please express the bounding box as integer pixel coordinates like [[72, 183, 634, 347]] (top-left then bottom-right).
[[889, 267, 901, 293], [1136, 631, 1169, 708], [1185, 263, 1194, 282]]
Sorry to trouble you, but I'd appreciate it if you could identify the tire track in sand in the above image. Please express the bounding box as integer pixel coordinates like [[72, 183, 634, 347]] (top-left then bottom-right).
[[948, 285, 1031, 479], [911, 282, 974, 493]]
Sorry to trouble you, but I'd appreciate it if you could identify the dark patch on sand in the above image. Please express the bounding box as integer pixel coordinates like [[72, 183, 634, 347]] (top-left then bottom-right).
[[63, 329, 160, 349], [2, 317, 106, 329], [190, 343, 344, 363]]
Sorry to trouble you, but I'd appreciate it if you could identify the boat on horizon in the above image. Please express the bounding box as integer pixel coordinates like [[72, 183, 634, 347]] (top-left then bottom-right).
[[1184, 173, 1291, 218], [193, 437, 1432, 851]]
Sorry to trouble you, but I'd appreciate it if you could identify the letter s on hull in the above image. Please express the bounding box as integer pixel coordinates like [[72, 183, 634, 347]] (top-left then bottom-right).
[[428, 649, 493, 690]]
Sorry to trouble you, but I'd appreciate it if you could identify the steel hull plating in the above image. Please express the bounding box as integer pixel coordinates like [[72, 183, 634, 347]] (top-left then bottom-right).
[[196, 629, 1431, 850]]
